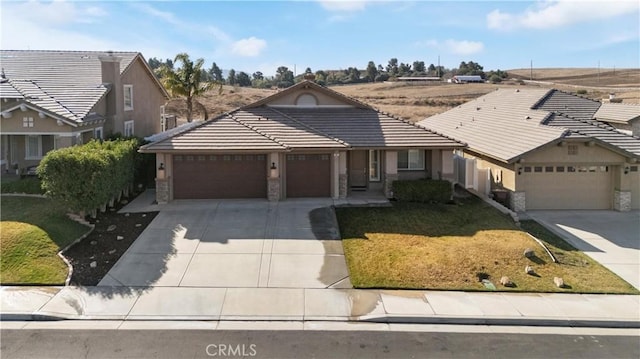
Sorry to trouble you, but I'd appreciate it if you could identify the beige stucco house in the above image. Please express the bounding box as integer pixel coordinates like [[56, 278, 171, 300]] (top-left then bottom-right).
[[141, 80, 465, 203], [0, 50, 169, 174], [419, 88, 640, 211]]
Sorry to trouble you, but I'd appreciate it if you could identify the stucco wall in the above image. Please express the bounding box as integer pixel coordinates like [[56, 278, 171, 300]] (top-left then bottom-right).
[[1, 109, 75, 133], [121, 58, 167, 136], [522, 141, 626, 164], [267, 88, 352, 107], [463, 151, 516, 191]]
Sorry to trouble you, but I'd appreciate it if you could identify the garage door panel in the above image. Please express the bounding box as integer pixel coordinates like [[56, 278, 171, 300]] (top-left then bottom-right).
[[522, 165, 611, 210], [173, 154, 267, 199], [286, 154, 331, 198]]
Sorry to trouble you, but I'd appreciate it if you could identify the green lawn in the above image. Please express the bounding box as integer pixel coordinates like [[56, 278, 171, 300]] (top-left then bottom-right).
[[0, 196, 90, 284], [0, 177, 44, 194], [337, 198, 638, 294]]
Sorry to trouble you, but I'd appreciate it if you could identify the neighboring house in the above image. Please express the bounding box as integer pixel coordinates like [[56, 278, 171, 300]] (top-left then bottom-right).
[[593, 102, 640, 137], [141, 80, 465, 203], [0, 50, 169, 174], [419, 88, 640, 212]]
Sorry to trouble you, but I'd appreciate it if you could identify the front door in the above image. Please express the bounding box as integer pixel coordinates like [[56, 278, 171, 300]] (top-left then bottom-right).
[[349, 151, 367, 189]]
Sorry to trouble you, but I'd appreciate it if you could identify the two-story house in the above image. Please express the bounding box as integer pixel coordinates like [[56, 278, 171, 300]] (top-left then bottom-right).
[[0, 50, 168, 174]]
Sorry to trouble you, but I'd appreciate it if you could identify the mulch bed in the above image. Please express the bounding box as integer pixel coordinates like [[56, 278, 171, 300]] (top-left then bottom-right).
[[63, 194, 158, 286]]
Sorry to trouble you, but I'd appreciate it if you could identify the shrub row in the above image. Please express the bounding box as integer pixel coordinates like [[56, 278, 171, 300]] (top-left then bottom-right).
[[392, 179, 452, 203], [37, 139, 140, 214]]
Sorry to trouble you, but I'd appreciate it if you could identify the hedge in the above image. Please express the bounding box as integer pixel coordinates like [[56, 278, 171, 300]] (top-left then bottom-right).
[[37, 139, 140, 214], [392, 179, 452, 203]]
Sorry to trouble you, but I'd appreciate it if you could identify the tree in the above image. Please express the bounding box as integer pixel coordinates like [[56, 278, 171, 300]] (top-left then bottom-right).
[[412, 61, 425, 74], [366, 61, 378, 82], [227, 69, 236, 85], [236, 71, 251, 87], [158, 53, 217, 122], [457, 61, 484, 77], [427, 63, 436, 74], [346, 67, 361, 83], [386, 58, 398, 76], [275, 66, 294, 88], [252, 71, 264, 81], [209, 62, 224, 82], [399, 62, 411, 76]]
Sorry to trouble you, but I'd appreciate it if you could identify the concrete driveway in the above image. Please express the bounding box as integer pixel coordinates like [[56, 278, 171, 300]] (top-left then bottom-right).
[[526, 210, 640, 289], [98, 199, 351, 289]]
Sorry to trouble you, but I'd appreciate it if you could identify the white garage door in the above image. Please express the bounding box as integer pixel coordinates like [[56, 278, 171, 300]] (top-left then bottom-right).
[[521, 165, 612, 210]]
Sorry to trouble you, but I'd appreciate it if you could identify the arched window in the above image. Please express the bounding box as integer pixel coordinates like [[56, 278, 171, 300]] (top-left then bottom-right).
[[295, 93, 318, 107]]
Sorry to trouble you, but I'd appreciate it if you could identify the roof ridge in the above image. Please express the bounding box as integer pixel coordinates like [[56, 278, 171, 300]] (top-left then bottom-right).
[[264, 106, 350, 147], [227, 112, 290, 149], [530, 88, 556, 109], [380, 108, 466, 146]]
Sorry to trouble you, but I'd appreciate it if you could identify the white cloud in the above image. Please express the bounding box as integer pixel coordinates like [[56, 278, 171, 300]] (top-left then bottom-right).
[[444, 39, 484, 55], [318, 0, 368, 12], [487, 0, 640, 31], [231, 37, 267, 57], [416, 39, 484, 55], [2, 0, 108, 25]]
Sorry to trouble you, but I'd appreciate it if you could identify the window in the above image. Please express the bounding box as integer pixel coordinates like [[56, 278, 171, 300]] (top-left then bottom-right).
[[124, 85, 133, 111], [25, 135, 42, 159], [545, 166, 554, 173], [398, 149, 424, 170], [23, 117, 34, 128], [523, 166, 532, 173], [630, 166, 638, 172], [567, 166, 576, 172], [534, 166, 543, 173], [94, 127, 103, 140], [369, 150, 380, 181], [556, 166, 565, 172], [124, 120, 134, 137], [568, 144, 578, 155]]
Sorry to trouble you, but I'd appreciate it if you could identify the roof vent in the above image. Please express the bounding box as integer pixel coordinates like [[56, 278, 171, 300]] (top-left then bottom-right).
[[476, 107, 481, 111], [515, 89, 520, 92], [525, 116, 531, 120]]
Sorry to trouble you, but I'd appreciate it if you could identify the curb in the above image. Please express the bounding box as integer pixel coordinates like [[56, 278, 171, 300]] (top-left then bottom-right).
[[2, 312, 638, 329]]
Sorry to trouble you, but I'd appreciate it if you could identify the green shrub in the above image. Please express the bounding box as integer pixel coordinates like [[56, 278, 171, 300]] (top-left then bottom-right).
[[37, 139, 140, 214], [392, 179, 452, 203], [576, 89, 587, 95], [489, 74, 502, 83], [0, 177, 44, 194]]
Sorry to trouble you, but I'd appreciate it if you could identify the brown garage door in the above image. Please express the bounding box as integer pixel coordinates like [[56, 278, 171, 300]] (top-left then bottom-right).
[[520, 164, 612, 210], [286, 154, 331, 197], [173, 154, 267, 199]]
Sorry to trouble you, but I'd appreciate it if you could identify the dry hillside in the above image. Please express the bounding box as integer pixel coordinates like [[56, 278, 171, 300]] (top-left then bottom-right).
[[165, 69, 639, 124]]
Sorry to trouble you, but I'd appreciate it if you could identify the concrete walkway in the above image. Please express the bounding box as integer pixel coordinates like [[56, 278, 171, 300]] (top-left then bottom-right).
[[1, 286, 638, 327], [526, 210, 640, 290]]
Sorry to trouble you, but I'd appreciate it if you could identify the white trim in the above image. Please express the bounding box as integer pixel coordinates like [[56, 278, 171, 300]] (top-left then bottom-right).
[[124, 84, 134, 111], [25, 135, 42, 160], [267, 104, 356, 109], [124, 120, 135, 137], [2, 103, 80, 126], [22, 116, 34, 128]]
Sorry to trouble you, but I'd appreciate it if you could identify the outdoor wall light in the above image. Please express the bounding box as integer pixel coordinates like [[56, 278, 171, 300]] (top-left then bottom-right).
[[624, 166, 630, 175], [517, 167, 522, 175], [157, 163, 165, 180], [270, 162, 278, 178]]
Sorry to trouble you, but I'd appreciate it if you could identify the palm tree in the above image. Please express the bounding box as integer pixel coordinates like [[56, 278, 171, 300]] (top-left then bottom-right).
[[158, 53, 219, 122]]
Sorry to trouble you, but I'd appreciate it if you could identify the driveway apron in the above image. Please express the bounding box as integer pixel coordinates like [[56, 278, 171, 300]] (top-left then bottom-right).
[[526, 210, 640, 290], [98, 199, 350, 289]]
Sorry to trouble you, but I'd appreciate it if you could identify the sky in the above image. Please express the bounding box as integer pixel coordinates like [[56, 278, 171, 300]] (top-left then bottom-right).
[[1, 0, 639, 76]]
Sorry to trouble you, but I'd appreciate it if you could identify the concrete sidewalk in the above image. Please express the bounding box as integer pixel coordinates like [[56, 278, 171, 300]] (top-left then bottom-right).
[[2, 286, 638, 328]]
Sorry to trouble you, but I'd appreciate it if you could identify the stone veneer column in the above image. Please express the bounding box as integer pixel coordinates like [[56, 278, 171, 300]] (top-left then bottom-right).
[[614, 190, 631, 212], [268, 178, 280, 202], [509, 191, 526, 212], [384, 174, 398, 199], [339, 174, 348, 199], [155, 178, 169, 204]]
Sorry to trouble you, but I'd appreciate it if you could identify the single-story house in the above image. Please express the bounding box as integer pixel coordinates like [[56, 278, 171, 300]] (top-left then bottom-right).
[[0, 50, 169, 174], [140, 80, 465, 202], [419, 88, 640, 211], [451, 75, 484, 84]]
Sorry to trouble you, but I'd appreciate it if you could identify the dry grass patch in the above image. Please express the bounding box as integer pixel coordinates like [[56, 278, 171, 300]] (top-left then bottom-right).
[[337, 199, 637, 293]]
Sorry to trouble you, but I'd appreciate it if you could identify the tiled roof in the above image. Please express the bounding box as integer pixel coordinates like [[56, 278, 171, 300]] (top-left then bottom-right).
[[420, 88, 640, 162], [140, 116, 288, 152], [0, 50, 144, 125], [533, 89, 601, 120], [142, 82, 465, 153], [593, 103, 640, 124], [544, 114, 640, 157], [419, 89, 566, 162], [276, 107, 463, 149]]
